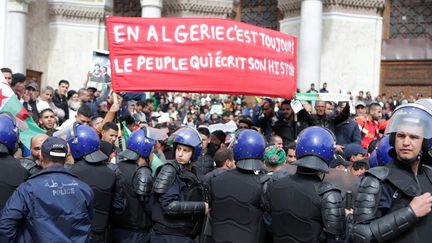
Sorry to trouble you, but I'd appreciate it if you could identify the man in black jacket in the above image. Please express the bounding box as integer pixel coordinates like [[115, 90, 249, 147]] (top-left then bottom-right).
[[53, 80, 70, 121], [351, 102, 432, 243]]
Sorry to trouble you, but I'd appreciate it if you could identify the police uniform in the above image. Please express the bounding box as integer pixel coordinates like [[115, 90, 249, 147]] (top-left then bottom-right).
[[209, 129, 268, 243], [67, 123, 124, 242], [0, 136, 93, 242], [351, 102, 432, 243], [0, 113, 29, 210], [150, 126, 207, 243], [268, 127, 345, 243]]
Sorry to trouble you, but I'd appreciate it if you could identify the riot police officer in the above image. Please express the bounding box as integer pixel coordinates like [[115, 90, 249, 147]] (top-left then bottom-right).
[[209, 129, 268, 243], [67, 123, 124, 242], [151, 126, 209, 243], [0, 113, 29, 209], [351, 102, 432, 243], [268, 126, 345, 242], [110, 127, 155, 243]]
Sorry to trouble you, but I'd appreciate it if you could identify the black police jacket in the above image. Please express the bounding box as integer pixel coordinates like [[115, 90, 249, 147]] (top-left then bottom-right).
[[151, 161, 206, 238], [69, 160, 124, 234], [110, 159, 153, 231], [0, 154, 29, 209], [209, 168, 267, 243]]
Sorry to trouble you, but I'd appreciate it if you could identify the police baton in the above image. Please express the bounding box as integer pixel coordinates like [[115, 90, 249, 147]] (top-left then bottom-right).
[[345, 190, 353, 210]]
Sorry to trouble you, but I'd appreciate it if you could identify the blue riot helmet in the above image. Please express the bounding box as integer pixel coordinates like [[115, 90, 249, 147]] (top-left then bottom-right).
[[231, 129, 266, 171], [171, 126, 202, 162], [415, 98, 432, 112], [120, 127, 156, 161], [67, 123, 108, 163], [295, 126, 336, 173], [385, 103, 432, 152], [369, 150, 378, 168], [0, 112, 19, 154], [415, 99, 432, 159], [375, 135, 393, 166]]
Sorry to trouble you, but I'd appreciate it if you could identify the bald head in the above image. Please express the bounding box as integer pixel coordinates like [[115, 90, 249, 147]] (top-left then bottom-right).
[[31, 134, 49, 163]]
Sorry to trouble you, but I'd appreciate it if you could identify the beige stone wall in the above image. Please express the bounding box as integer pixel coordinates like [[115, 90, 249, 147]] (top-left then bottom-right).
[[278, 0, 384, 95], [280, 13, 382, 96], [26, 0, 50, 85], [26, 0, 111, 89], [320, 13, 382, 96]]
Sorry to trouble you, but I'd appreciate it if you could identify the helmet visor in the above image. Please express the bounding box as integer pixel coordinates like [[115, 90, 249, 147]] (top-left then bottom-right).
[[385, 105, 432, 139], [142, 127, 168, 141], [167, 126, 201, 147]]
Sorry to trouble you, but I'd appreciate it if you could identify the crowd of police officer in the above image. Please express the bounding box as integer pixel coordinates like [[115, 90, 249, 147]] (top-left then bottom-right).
[[0, 99, 432, 243]]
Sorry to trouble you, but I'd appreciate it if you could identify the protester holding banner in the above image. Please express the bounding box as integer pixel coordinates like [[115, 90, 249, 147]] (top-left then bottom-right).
[[272, 99, 313, 150]]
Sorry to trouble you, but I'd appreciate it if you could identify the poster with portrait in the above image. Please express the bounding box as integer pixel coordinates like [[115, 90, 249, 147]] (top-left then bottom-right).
[[88, 49, 111, 92]]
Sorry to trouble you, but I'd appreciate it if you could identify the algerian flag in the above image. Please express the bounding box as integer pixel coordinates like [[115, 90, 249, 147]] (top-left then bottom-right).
[[0, 80, 46, 149], [121, 120, 131, 143]]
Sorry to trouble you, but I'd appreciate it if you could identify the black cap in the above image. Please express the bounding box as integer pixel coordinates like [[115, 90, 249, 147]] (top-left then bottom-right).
[[12, 73, 26, 83], [212, 130, 226, 144], [26, 81, 39, 91], [330, 155, 351, 168], [352, 158, 370, 170], [67, 90, 77, 100], [41, 137, 68, 158]]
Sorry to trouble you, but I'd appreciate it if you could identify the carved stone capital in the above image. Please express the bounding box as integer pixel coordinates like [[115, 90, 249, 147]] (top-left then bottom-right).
[[324, 0, 385, 16], [48, 0, 113, 25], [8, 0, 34, 13], [278, 0, 302, 18], [163, 0, 235, 18], [278, 0, 385, 18]]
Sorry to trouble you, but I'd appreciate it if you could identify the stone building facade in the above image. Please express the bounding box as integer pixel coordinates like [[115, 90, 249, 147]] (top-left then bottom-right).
[[0, 0, 430, 97]]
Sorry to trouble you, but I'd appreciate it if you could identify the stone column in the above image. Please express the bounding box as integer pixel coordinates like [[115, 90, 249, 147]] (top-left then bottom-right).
[[0, 1, 8, 68], [5, 0, 32, 73], [140, 0, 163, 17], [297, 0, 322, 93]]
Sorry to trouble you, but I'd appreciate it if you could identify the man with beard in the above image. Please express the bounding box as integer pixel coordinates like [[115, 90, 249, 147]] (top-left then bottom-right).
[[67, 90, 80, 118], [351, 103, 432, 243], [38, 108, 57, 135], [19, 134, 48, 175]]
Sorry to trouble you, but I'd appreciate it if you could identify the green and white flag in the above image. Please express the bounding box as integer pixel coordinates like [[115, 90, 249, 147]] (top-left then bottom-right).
[[0, 80, 45, 149]]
